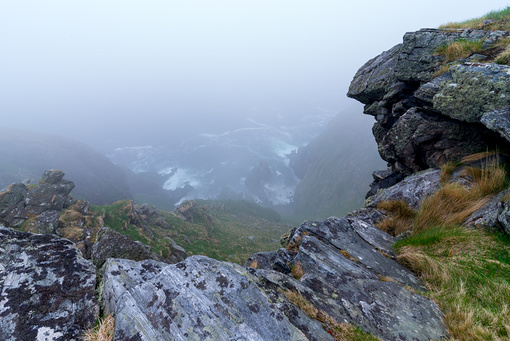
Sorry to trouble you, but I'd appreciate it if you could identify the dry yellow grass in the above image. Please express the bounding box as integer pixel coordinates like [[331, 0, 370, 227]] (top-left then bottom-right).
[[82, 315, 115, 341], [376, 200, 416, 236], [440, 161, 457, 185], [280, 289, 380, 341], [434, 39, 483, 63], [414, 183, 489, 233], [291, 262, 305, 280]]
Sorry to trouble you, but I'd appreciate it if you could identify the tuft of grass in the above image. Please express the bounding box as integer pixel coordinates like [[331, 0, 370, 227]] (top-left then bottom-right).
[[291, 262, 305, 280], [439, 6, 510, 31], [414, 183, 489, 233], [376, 200, 416, 236], [434, 39, 484, 63], [440, 161, 457, 185], [280, 289, 380, 341], [82, 314, 115, 341]]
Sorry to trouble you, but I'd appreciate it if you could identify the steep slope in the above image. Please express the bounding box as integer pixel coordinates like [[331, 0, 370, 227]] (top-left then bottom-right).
[[290, 108, 385, 221], [0, 126, 131, 205]]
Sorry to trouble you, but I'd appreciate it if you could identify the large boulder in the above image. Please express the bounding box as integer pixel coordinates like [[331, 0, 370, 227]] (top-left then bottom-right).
[[248, 217, 449, 340], [0, 226, 98, 340]]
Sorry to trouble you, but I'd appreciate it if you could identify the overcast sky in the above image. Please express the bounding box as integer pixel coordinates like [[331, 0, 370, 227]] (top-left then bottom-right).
[[1, 1, 509, 152]]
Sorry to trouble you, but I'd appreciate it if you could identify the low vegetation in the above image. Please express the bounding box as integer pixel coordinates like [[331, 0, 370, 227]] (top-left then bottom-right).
[[439, 6, 510, 31], [377, 153, 510, 339], [433, 7, 510, 71], [82, 314, 114, 341], [434, 39, 484, 63], [89, 199, 289, 264], [280, 289, 380, 341]]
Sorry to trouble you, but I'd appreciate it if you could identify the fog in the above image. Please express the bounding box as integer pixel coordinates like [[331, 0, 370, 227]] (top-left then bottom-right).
[[2, 1, 508, 151], [1, 1, 509, 212]]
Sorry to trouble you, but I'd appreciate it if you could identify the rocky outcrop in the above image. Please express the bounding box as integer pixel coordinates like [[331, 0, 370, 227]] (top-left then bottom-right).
[[100, 213, 449, 340], [0, 170, 74, 231], [102, 256, 334, 341], [0, 226, 98, 340], [348, 28, 510, 192], [91, 227, 186, 267], [248, 217, 448, 340]]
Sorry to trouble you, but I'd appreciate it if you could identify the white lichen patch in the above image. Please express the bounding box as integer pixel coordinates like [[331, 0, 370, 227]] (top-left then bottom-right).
[[36, 326, 63, 341]]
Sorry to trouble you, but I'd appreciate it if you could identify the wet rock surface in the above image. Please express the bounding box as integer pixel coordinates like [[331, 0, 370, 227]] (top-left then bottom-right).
[[0, 226, 98, 340]]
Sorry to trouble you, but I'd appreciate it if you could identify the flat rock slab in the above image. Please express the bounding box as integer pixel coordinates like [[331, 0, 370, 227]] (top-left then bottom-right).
[[103, 256, 333, 341], [0, 226, 98, 341]]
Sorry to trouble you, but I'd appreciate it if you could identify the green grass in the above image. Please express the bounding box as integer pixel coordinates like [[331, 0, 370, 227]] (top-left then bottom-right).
[[383, 155, 510, 339], [435, 39, 484, 63], [396, 226, 510, 340], [440, 6, 510, 31], [89, 199, 289, 264]]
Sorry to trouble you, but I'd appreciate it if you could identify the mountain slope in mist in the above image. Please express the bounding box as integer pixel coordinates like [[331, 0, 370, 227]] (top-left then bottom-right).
[[0, 127, 131, 205], [290, 110, 385, 221]]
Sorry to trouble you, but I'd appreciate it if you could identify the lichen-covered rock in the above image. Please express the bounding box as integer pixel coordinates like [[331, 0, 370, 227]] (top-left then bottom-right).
[[481, 106, 510, 141], [247, 217, 449, 340], [103, 256, 333, 341], [0, 226, 98, 340], [366, 168, 441, 209], [433, 63, 510, 122]]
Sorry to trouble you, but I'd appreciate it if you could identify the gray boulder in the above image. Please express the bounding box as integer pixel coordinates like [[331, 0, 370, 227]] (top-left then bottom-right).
[[0, 226, 98, 340], [366, 168, 441, 209], [465, 188, 510, 235], [247, 217, 449, 340]]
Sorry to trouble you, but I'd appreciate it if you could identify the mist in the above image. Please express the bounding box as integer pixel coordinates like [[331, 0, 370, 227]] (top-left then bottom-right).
[[1, 1, 509, 214]]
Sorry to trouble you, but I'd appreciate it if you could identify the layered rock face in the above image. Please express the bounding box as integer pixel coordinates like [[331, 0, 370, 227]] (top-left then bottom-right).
[[348, 28, 510, 192], [101, 213, 449, 340]]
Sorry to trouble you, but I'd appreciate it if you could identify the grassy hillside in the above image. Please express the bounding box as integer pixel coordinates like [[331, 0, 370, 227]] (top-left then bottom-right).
[[0, 127, 131, 205], [89, 199, 289, 264]]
